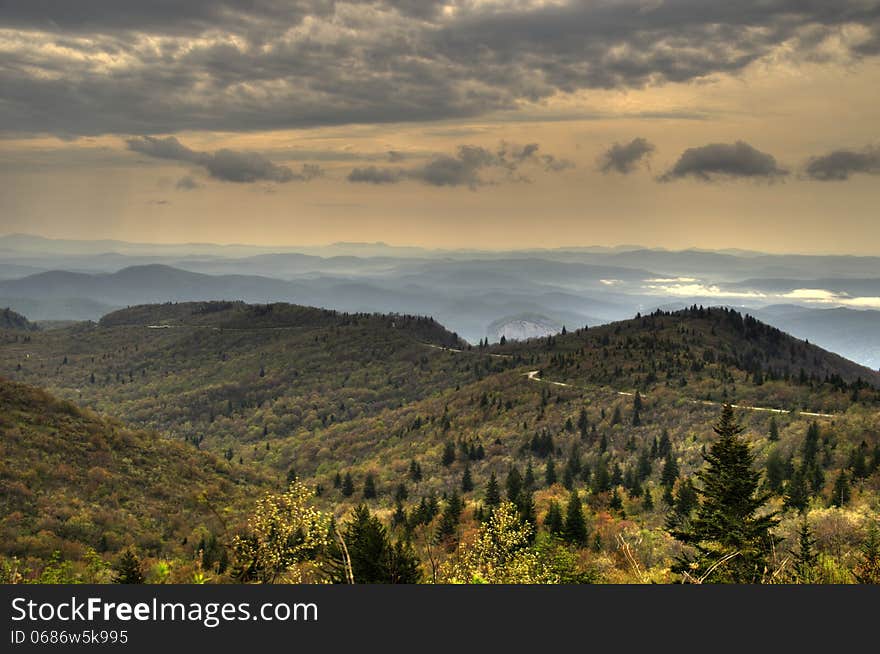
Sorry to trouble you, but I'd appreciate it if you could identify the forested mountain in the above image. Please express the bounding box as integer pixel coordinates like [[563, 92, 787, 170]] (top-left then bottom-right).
[[749, 305, 880, 371], [1, 302, 472, 453], [0, 379, 272, 582], [496, 306, 880, 410], [1, 302, 878, 583]]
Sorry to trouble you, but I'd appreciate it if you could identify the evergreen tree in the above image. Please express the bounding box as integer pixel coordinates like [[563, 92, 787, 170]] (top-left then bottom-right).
[[625, 466, 642, 498], [408, 459, 422, 483], [333, 472, 342, 489], [592, 457, 611, 494], [768, 416, 779, 442], [326, 505, 420, 583], [461, 464, 474, 493], [286, 466, 297, 486], [523, 460, 536, 491], [516, 487, 537, 531], [426, 493, 440, 521], [484, 472, 501, 508], [669, 405, 779, 583], [545, 458, 557, 486], [784, 467, 809, 512], [765, 448, 787, 494], [410, 497, 432, 527], [577, 408, 589, 439], [611, 462, 624, 487], [831, 470, 851, 507], [658, 429, 671, 458], [661, 452, 679, 489], [849, 446, 869, 479], [562, 462, 575, 490], [544, 500, 564, 536], [441, 441, 456, 466], [580, 462, 592, 486], [562, 490, 588, 545], [790, 517, 818, 584], [802, 422, 820, 467], [637, 449, 652, 480], [394, 483, 408, 503], [437, 491, 463, 545], [505, 466, 523, 503], [363, 473, 377, 499], [391, 501, 407, 528], [854, 522, 880, 584], [112, 547, 144, 584], [662, 483, 675, 507], [807, 461, 825, 495], [666, 477, 698, 530], [641, 487, 655, 511], [341, 472, 355, 497], [610, 406, 622, 426], [609, 488, 623, 512]]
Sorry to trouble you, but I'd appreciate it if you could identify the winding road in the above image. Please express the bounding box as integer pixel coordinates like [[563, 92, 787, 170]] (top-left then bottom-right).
[[420, 341, 837, 419], [524, 370, 837, 418]]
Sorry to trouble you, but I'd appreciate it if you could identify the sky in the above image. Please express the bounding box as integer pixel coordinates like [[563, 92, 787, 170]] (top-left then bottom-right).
[[1, 1, 879, 254]]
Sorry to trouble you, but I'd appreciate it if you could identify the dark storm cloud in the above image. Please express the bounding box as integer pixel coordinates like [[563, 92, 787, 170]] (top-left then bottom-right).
[[0, 1, 328, 37], [347, 142, 572, 189], [2, 2, 880, 136], [803, 145, 880, 181], [658, 141, 788, 182], [126, 136, 322, 183], [598, 138, 656, 174]]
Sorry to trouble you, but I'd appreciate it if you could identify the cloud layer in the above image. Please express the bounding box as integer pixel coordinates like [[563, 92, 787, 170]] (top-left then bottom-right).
[[3, 1, 880, 136], [127, 136, 321, 183], [804, 145, 880, 181], [659, 141, 788, 182], [598, 138, 656, 174], [347, 142, 572, 188]]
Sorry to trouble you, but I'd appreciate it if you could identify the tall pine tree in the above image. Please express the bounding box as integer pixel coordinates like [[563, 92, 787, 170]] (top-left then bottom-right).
[[669, 405, 779, 583], [562, 489, 588, 545], [790, 517, 818, 584], [484, 472, 501, 508]]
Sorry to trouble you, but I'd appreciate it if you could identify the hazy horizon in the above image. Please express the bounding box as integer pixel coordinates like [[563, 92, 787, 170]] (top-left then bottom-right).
[[5, 231, 880, 259]]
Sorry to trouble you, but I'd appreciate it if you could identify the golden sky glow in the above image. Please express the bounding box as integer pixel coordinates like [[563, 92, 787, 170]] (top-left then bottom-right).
[[1, 2, 879, 253]]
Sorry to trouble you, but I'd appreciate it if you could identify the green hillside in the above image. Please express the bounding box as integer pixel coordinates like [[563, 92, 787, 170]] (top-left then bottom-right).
[[0, 379, 271, 583], [494, 306, 880, 413], [1, 302, 878, 583], [0, 301, 483, 454]]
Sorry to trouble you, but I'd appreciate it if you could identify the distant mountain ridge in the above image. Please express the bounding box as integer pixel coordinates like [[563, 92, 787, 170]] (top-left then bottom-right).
[[2, 235, 880, 367], [496, 305, 880, 391]]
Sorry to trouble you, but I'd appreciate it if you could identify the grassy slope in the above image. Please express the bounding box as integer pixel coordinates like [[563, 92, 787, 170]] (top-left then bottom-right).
[[0, 302, 486, 454], [0, 379, 271, 574]]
